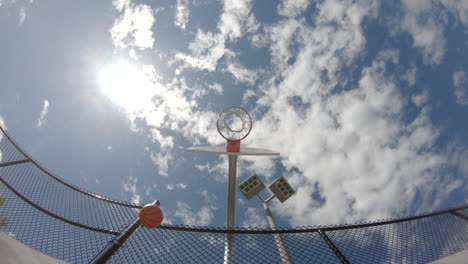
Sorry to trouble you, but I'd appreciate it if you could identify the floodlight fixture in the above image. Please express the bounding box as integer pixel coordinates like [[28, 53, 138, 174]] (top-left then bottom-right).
[[238, 174, 266, 200], [238, 174, 294, 264], [268, 176, 295, 203]]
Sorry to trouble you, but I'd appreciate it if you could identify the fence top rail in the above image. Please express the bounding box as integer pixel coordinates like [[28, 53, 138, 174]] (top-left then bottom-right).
[[0, 125, 142, 209], [1, 125, 467, 234], [156, 204, 468, 233]]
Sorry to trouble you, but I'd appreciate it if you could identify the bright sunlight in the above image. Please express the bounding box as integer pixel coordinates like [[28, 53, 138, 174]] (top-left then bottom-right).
[[98, 60, 154, 113]]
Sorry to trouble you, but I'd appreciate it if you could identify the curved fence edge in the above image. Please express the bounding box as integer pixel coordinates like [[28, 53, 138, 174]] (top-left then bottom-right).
[[0, 173, 120, 235], [156, 203, 468, 233], [0, 125, 142, 209], [1, 125, 467, 234]]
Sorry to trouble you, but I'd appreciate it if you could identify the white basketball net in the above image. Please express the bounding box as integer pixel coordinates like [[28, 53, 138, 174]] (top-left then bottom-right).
[[217, 107, 252, 141]]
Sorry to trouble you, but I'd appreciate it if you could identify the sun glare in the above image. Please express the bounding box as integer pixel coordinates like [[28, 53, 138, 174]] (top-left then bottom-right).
[[98, 61, 153, 112]]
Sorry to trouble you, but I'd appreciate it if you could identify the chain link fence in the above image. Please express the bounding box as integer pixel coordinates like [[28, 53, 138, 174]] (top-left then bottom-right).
[[1, 126, 467, 263]]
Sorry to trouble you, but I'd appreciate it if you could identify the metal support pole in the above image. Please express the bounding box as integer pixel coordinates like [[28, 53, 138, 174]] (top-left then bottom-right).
[[318, 230, 349, 264], [450, 211, 468, 221], [0, 159, 31, 168], [265, 194, 276, 204], [226, 155, 237, 229], [258, 194, 293, 264], [90, 200, 160, 264], [224, 154, 238, 264]]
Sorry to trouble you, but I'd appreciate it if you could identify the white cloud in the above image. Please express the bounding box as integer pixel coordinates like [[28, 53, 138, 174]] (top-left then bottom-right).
[[195, 158, 229, 182], [174, 0, 189, 30], [98, 0, 466, 229], [2, 0, 35, 26], [224, 61, 258, 85], [144, 186, 151, 196], [176, 183, 188, 189], [440, 0, 468, 29], [200, 190, 217, 203], [111, 0, 155, 50], [277, 0, 310, 17], [266, 18, 303, 72], [112, 0, 130, 12], [98, 53, 241, 186], [265, 47, 457, 224], [194, 155, 273, 190], [121, 171, 141, 204], [249, 30, 269, 48], [98, 61, 223, 171], [244, 0, 463, 227], [241, 157, 277, 181], [411, 89, 430, 107], [150, 128, 174, 149], [263, 0, 376, 98], [18, 7, 26, 25], [0, 116, 5, 130], [242, 89, 256, 103], [448, 146, 468, 191], [143, 183, 159, 196], [175, 0, 258, 72], [165, 183, 187, 190], [194, 154, 261, 184], [453, 70, 468, 105], [208, 83, 223, 94], [36, 100, 49, 128], [401, 64, 417, 86], [150, 151, 173, 176], [241, 208, 268, 228], [187, 29, 220, 57], [388, 0, 468, 65], [175, 30, 226, 71], [399, 0, 446, 65], [218, 0, 256, 40], [173, 201, 216, 226]]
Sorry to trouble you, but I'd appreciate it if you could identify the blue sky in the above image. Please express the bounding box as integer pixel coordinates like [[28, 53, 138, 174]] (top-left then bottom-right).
[[0, 0, 467, 228]]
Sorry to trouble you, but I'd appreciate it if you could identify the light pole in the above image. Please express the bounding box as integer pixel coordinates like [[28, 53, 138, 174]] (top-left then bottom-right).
[[187, 106, 280, 264], [238, 174, 295, 264]]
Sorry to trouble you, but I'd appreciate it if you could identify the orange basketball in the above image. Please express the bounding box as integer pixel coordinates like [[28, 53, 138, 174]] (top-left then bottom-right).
[[139, 204, 164, 228]]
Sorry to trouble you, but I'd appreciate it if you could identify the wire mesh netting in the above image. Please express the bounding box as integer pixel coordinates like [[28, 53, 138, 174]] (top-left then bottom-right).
[[0, 180, 116, 263], [0, 126, 467, 264], [459, 208, 468, 218], [0, 132, 27, 163], [110, 227, 341, 263], [0, 162, 139, 232], [327, 213, 468, 263]]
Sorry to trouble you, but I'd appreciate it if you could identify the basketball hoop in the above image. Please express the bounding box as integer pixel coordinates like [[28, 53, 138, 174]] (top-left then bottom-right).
[[217, 106, 252, 152], [189, 106, 277, 264]]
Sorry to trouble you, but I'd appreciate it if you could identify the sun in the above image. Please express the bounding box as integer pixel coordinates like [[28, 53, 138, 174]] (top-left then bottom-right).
[[98, 60, 153, 112]]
